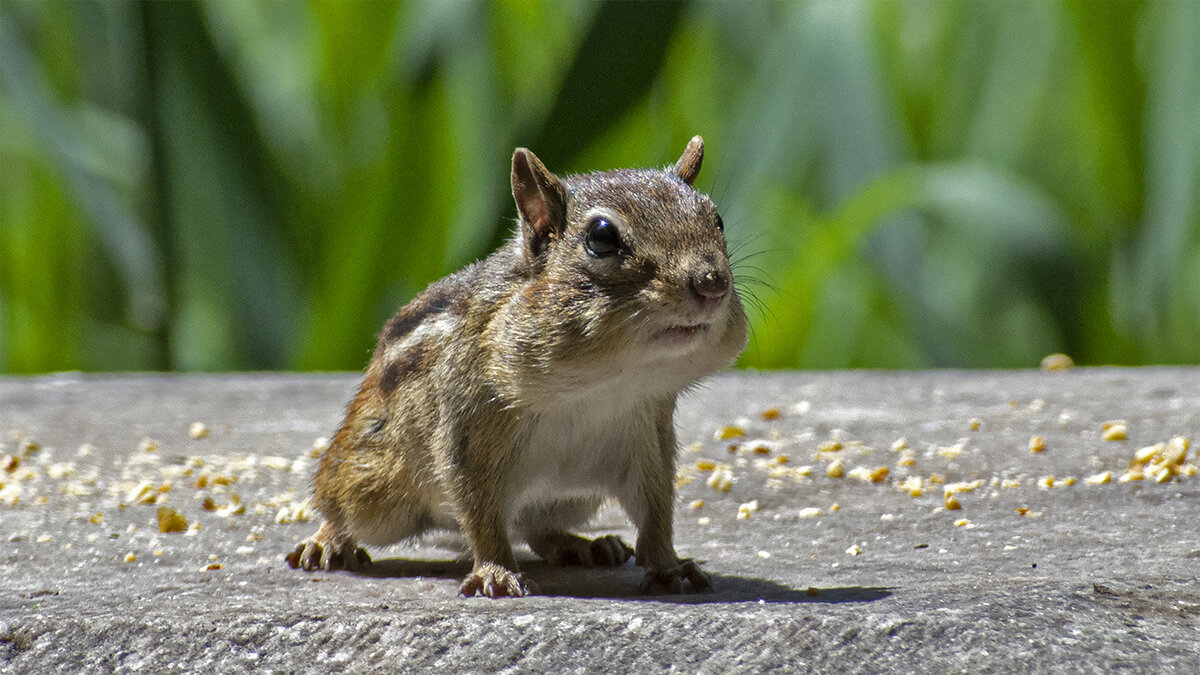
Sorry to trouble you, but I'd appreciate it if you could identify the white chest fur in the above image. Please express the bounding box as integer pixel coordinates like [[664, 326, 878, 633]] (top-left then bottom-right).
[[507, 399, 659, 513]]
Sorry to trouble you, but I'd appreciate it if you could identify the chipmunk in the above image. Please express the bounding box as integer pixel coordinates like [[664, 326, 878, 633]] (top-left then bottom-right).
[[286, 136, 747, 597]]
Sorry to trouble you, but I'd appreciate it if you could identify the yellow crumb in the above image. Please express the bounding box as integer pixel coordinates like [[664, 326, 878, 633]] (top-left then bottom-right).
[[826, 459, 844, 478], [716, 425, 746, 440]]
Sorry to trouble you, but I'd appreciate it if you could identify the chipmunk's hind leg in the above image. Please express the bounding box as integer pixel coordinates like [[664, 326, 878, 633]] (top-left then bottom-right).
[[519, 497, 633, 567], [285, 520, 372, 572]]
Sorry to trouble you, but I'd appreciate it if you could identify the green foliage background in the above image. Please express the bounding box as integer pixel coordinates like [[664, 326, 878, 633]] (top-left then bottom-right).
[[1, 0, 1197, 373]]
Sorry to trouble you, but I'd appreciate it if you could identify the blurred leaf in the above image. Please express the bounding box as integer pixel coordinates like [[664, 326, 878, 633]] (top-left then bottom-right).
[[143, 0, 297, 369], [0, 7, 165, 370], [960, 1, 1059, 167], [533, 0, 686, 171], [744, 160, 1070, 368], [1115, 0, 1200, 363]]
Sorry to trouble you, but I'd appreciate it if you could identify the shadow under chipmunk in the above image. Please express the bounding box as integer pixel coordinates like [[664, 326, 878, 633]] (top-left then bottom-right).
[[352, 555, 892, 605]]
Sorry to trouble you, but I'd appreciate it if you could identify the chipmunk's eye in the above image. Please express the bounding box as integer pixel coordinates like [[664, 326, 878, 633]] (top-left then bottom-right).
[[584, 217, 621, 258], [715, 213, 724, 232]]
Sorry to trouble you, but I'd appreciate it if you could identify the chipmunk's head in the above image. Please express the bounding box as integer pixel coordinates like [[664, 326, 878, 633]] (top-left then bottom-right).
[[502, 136, 747, 403]]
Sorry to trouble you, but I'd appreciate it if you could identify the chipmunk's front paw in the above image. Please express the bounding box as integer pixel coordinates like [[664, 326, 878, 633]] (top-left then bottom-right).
[[638, 558, 712, 595], [460, 562, 539, 598], [285, 538, 371, 572], [530, 532, 633, 567]]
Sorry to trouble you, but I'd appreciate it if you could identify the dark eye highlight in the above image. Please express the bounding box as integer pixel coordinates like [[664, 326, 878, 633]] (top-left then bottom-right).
[[584, 217, 621, 258], [715, 213, 724, 232]]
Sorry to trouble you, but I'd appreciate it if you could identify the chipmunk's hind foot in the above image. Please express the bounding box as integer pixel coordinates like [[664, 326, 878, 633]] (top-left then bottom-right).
[[638, 557, 711, 594], [528, 532, 633, 567]]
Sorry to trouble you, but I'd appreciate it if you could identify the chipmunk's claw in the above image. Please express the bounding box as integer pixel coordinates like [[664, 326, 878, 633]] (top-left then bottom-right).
[[639, 558, 711, 594], [460, 562, 538, 598], [285, 538, 370, 572]]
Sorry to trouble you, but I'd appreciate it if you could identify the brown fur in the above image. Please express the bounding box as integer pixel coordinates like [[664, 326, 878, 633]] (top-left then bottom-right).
[[286, 136, 748, 597]]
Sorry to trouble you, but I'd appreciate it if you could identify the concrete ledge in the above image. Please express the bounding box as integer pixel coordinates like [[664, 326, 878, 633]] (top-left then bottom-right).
[[1, 370, 1198, 671]]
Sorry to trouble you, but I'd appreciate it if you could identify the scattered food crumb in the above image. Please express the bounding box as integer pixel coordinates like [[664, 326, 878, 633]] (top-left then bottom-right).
[[826, 459, 844, 479], [736, 500, 759, 520], [715, 425, 745, 441], [945, 480, 983, 494], [1101, 422, 1127, 442], [1122, 436, 1193, 482], [818, 440, 843, 453], [706, 467, 733, 493], [18, 437, 40, 456], [157, 506, 188, 533], [898, 476, 924, 497], [261, 456, 291, 470], [274, 498, 315, 524], [938, 442, 965, 459], [1040, 353, 1074, 371]]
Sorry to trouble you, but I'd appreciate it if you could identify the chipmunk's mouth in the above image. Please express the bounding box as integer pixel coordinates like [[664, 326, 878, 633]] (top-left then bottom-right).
[[657, 322, 711, 344]]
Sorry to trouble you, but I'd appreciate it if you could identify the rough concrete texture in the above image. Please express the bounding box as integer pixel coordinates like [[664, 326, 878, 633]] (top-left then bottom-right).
[[1, 369, 1197, 672]]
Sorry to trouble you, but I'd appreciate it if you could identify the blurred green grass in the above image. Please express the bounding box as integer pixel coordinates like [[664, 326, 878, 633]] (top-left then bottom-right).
[[1, 0, 1197, 373]]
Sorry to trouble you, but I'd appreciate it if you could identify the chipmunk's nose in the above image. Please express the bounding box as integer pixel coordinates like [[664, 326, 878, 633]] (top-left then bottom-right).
[[690, 268, 729, 311]]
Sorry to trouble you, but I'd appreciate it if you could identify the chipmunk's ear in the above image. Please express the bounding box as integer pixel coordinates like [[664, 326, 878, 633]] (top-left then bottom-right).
[[512, 148, 567, 258], [671, 135, 704, 186]]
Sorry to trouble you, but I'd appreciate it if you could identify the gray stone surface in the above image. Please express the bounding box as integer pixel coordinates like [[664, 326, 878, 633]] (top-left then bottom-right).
[[1, 369, 1197, 672]]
